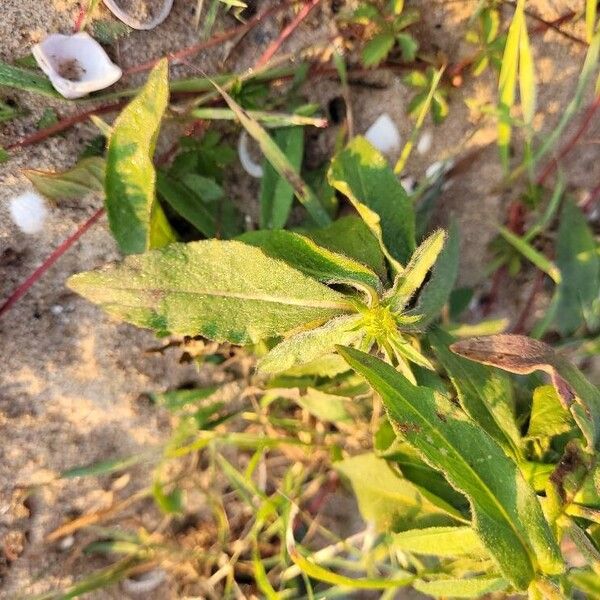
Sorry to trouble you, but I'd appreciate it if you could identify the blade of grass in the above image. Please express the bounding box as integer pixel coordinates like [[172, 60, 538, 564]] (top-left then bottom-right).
[[209, 78, 331, 226], [189, 107, 327, 128]]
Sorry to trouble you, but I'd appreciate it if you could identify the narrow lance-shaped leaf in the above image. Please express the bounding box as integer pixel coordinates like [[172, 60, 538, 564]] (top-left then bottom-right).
[[260, 126, 305, 229], [209, 78, 331, 227], [239, 229, 383, 301], [554, 199, 599, 335], [68, 240, 353, 344], [450, 334, 600, 452], [338, 346, 564, 590], [24, 157, 105, 201], [385, 229, 445, 313], [429, 328, 522, 459], [0, 60, 61, 98], [329, 136, 416, 270], [259, 315, 364, 374], [407, 221, 460, 326], [105, 58, 175, 254]]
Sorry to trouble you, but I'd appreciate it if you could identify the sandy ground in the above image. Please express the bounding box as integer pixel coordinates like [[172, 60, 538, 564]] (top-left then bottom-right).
[[0, 0, 599, 597]]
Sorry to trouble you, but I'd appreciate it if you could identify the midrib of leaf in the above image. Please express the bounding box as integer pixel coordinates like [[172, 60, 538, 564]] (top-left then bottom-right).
[[93, 285, 353, 311], [342, 351, 536, 577]]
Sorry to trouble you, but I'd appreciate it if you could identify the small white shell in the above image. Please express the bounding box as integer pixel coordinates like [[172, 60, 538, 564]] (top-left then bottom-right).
[[9, 191, 49, 234], [417, 130, 432, 155], [103, 0, 174, 30], [238, 131, 263, 179], [32, 32, 122, 100], [122, 569, 167, 595], [364, 113, 401, 155]]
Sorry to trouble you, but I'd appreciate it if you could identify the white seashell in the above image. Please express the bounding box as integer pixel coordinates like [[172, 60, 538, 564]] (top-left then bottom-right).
[[238, 131, 263, 179], [32, 32, 122, 100], [400, 175, 416, 194], [9, 191, 49, 234], [364, 113, 401, 155], [417, 130, 432, 155], [103, 0, 174, 30], [122, 569, 167, 595]]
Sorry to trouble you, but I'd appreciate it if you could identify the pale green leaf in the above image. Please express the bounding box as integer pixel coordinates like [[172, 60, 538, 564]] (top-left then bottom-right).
[[329, 136, 415, 269], [518, 18, 536, 128], [296, 388, 351, 422], [105, 58, 175, 254], [392, 526, 486, 557], [338, 346, 563, 589], [570, 569, 600, 596], [587, 0, 598, 42], [386, 229, 446, 313], [258, 315, 363, 374], [24, 157, 105, 201], [68, 240, 352, 344], [335, 453, 463, 532], [407, 221, 460, 326], [239, 229, 383, 301], [302, 216, 387, 283], [429, 328, 522, 458], [189, 106, 326, 128], [414, 576, 508, 598], [527, 385, 574, 440]]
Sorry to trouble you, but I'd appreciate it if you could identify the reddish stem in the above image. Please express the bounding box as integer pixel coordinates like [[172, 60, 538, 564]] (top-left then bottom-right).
[[537, 95, 600, 186], [73, 6, 86, 32], [0, 208, 105, 318], [123, 4, 283, 76], [6, 100, 127, 151], [255, 0, 322, 68]]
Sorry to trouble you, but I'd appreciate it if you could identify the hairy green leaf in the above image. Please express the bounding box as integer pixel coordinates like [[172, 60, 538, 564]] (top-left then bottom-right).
[[386, 229, 445, 313], [392, 526, 485, 557], [105, 58, 175, 254], [336, 453, 462, 532], [329, 136, 415, 269], [413, 576, 508, 598], [239, 229, 382, 300], [302, 216, 387, 283], [259, 315, 363, 374], [68, 240, 352, 344], [429, 328, 522, 458], [407, 221, 460, 326], [338, 346, 563, 589], [24, 157, 105, 201]]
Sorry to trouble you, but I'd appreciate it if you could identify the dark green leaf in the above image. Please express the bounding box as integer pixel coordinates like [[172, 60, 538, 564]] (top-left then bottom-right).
[[329, 136, 415, 268], [0, 61, 60, 98], [338, 346, 563, 589], [362, 32, 395, 67]]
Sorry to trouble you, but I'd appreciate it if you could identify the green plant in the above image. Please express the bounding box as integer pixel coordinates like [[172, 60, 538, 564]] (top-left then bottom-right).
[[347, 1, 419, 67]]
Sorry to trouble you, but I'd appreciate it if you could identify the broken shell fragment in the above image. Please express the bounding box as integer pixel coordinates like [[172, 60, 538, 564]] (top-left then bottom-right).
[[238, 131, 264, 179], [103, 0, 174, 30], [32, 32, 122, 100], [364, 113, 401, 155]]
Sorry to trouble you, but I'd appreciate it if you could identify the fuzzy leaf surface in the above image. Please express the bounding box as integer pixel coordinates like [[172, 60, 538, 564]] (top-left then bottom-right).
[[24, 157, 105, 201], [413, 577, 508, 598], [239, 229, 382, 299], [68, 240, 352, 344], [105, 59, 175, 254], [338, 346, 563, 590], [259, 315, 363, 373], [302, 216, 387, 282], [329, 137, 415, 268]]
